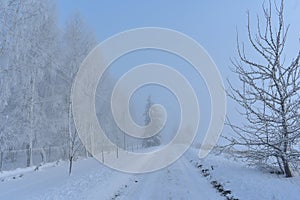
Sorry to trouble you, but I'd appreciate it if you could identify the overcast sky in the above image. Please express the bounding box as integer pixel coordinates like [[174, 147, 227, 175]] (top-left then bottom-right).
[[56, 0, 299, 73], [55, 1, 300, 144]]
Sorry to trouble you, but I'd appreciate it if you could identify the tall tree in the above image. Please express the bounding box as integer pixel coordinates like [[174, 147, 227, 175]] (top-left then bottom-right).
[[0, 0, 58, 166], [61, 13, 97, 175], [0, 0, 99, 170], [0, 0, 67, 167], [226, 0, 300, 177]]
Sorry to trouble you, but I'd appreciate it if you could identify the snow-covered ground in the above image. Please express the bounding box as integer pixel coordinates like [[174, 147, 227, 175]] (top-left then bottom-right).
[[0, 148, 300, 200], [186, 149, 300, 200]]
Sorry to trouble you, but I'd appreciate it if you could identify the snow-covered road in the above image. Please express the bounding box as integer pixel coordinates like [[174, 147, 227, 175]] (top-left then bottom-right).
[[108, 157, 221, 200], [2, 149, 300, 200], [0, 154, 221, 200]]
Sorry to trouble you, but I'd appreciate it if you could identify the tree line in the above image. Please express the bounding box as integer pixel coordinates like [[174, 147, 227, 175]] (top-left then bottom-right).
[[0, 0, 97, 172]]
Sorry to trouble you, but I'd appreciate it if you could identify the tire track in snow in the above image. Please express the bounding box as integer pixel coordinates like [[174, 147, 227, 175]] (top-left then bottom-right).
[[111, 156, 222, 200]]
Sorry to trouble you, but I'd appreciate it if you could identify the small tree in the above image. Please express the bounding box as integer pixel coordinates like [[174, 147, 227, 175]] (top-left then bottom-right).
[[226, 0, 300, 177], [68, 128, 83, 175], [142, 96, 162, 148]]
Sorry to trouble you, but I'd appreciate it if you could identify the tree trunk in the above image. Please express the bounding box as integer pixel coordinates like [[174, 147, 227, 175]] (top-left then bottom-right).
[[0, 151, 3, 171], [281, 121, 292, 177], [116, 146, 118, 158], [30, 143, 33, 166], [68, 99, 72, 156], [40, 148, 46, 163], [29, 75, 35, 167], [69, 156, 73, 176], [276, 156, 284, 174], [281, 156, 292, 177], [26, 144, 31, 167], [85, 148, 89, 158], [48, 146, 51, 162]]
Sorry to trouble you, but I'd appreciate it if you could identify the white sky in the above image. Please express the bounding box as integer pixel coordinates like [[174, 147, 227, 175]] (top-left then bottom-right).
[[56, 1, 300, 144]]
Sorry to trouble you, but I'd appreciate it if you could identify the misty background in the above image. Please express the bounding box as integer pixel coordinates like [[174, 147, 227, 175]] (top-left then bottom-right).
[[0, 0, 299, 171]]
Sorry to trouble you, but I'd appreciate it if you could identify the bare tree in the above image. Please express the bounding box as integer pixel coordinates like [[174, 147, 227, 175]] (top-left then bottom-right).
[[62, 13, 97, 175], [68, 128, 83, 175], [226, 0, 300, 177]]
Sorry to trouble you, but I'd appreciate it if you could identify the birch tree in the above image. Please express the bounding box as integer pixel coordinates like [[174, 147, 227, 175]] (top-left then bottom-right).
[[0, 0, 63, 166], [62, 13, 97, 175], [0, 0, 43, 166]]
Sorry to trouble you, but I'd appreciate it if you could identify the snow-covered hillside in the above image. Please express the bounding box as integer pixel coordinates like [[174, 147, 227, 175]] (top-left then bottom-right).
[[0, 149, 299, 200]]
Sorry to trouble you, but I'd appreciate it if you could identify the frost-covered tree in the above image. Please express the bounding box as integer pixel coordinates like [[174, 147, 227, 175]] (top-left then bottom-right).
[[30, 0, 62, 166], [61, 13, 97, 175], [0, 0, 74, 167], [226, 0, 300, 177], [0, 1, 31, 153], [0, 0, 100, 171], [142, 96, 162, 148], [0, 0, 60, 166]]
